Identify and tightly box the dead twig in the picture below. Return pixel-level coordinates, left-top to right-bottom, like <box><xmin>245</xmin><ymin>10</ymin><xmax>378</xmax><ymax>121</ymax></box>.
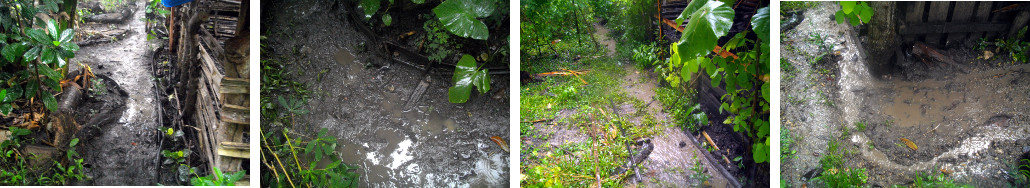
<box><xmin>702</xmin><ymin>131</ymin><xmax>720</xmax><ymax>151</ymax></box>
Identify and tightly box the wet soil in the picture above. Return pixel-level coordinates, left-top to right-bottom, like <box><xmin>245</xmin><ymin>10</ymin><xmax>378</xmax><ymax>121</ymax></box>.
<box><xmin>782</xmin><ymin>2</ymin><xmax>1030</xmax><ymax>187</ymax></box>
<box><xmin>261</xmin><ymin>0</ymin><xmax>510</xmax><ymax>187</ymax></box>
<box><xmin>68</xmin><ymin>0</ymin><xmax>166</xmax><ymax>185</ymax></box>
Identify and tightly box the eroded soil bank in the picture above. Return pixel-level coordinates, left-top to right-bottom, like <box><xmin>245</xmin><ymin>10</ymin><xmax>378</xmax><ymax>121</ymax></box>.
<box><xmin>261</xmin><ymin>0</ymin><xmax>510</xmax><ymax>186</ymax></box>
<box><xmin>782</xmin><ymin>2</ymin><xmax>1030</xmax><ymax>187</ymax></box>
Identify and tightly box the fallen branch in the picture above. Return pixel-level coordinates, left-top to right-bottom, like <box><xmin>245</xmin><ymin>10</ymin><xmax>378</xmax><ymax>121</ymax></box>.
<box><xmin>702</xmin><ymin>131</ymin><xmax>721</xmax><ymax>151</ymax></box>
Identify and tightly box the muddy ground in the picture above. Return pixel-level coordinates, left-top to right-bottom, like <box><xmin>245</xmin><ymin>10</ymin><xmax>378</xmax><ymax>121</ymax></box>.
<box><xmin>68</xmin><ymin>0</ymin><xmax>169</xmax><ymax>185</ymax></box>
<box><xmin>782</xmin><ymin>2</ymin><xmax>1030</xmax><ymax>187</ymax></box>
<box><xmin>261</xmin><ymin>0</ymin><xmax>510</xmax><ymax>187</ymax></box>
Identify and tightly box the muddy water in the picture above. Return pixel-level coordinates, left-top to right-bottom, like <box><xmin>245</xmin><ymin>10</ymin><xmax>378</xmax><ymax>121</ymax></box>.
<box><xmin>69</xmin><ymin>0</ymin><xmax>161</xmax><ymax>185</ymax></box>
<box><xmin>782</xmin><ymin>2</ymin><xmax>1030</xmax><ymax>187</ymax></box>
<box><xmin>263</xmin><ymin>0</ymin><xmax>509</xmax><ymax>187</ymax></box>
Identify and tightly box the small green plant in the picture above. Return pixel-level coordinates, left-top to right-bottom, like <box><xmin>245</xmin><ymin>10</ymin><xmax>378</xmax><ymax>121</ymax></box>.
<box><xmin>855</xmin><ymin>121</ymin><xmax>866</xmax><ymax>132</ymax></box>
<box><xmin>277</xmin><ymin>96</ymin><xmax>309</xmax><ymax>124</ymax></box>
<box><xmin>190</xmin><ymin>167</ymin><xmax>246</xmax><ymax>186</ymax></box>
<box><xmin>815</xmin><ymin>167</ymin><xmax>867</xmax><ymax>187</ymax></box>
<box><xmin>422</xmin><ymin>19</ymin><xmax>457</xmax><ymax>63</ymax></box>
<box><xmin>161</xmin><ymin>149</ymin><xmax>191</xmax><ymax>165</ymax></box>
<box><xmin>90</xmin><ymin>78</ymin><xmax>107</xmax><ymax>96</ymax></box>
<box><xmin>835</xmin><ymin>1</ymin><xmax>873</xmax><ymax>26</ymax></box>
<box><xmin>690</xmin><ymin>154</ymin><xmax>710</xmax><ymax>186</ymax></box>
<box><xmin>632</xmin><ymin>42</ymin><xmax>659</xmax><ymax>68</ymax></box>
<box><xmin>160</xmin><ymin>126</ymin><xmax>185</xmax><ymax>142</ymax></box>
<box><xmin>993</xmin><ymin>26</ymin><xmax>1030</xmax><ymax>63</ymax></box>
<box><xmin>909</xmin><ymin>170</ymin><xmax>971</xmax><ymax>188</ymax></box>
<box><xmin>448</xmin><ymin>54</ymin><xmax>490</xmax><ymax>103</ymax></box>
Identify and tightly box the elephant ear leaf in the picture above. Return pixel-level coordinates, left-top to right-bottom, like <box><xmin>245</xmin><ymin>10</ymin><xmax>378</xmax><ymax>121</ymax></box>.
<box><xmin>448</xmin><ymin>54</ymin><xmax>489</xmax><ymax>103</ymax></box>
<box><xmin>433</xmin><ymin>0</ymin><xmax>495</xmax><ymax>40</ymax></box>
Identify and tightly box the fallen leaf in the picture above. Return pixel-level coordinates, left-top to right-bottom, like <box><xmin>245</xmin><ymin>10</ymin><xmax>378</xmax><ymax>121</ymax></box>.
<box><xmin>900</xmin><ymin>138</ymin><xmax>918</xmax><ymax>151</ymax></box>
<box><xmin>489</xmin><ymin>136</ymin><xmax>508</xmax><ymax>153</ymax></box>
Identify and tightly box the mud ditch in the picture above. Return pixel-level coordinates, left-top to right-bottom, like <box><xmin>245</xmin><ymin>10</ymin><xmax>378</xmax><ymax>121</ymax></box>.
<box><xmin>782</xmin><ymin>2</ymin><xmax>1030</xmax><ymax>187</ymax></box>
<box><xmin>68</xmin><ymin>0</ymin><xmax>171</xmax><ymax>185</ymax></box>
<box><xmin>262</xmin><ymin>0</ymin><xmax>510</xmax><ymax>186</ymax></box>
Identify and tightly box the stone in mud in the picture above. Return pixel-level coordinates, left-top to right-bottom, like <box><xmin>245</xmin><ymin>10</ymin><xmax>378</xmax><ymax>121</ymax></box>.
<box><xmin>986</xmin><ymin>115</ymin><xmax>1012</xmax><ymax>127</ymax></box>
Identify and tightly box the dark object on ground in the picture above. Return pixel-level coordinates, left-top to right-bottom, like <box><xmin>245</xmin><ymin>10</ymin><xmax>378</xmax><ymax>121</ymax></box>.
<box><xmin>782</xmin><ymin>11</ymin><xmax>805</xmax><ymax>32</ymax></box>
<box><xmin>613</xmin><ymin>138</ymin><xmax>654</xmax><ymax>182</ymax></box>
<box><xmin>911</xmin><ymin>42</ymin><xmax>970</xmax><ymax>73</ymax></box>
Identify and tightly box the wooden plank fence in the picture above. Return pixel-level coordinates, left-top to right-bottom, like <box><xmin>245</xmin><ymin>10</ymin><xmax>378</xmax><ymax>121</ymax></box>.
<box><xmin>898</xmin><ymin>2</ymin><xmax>1030</xmax><ymax>47</ymax></box>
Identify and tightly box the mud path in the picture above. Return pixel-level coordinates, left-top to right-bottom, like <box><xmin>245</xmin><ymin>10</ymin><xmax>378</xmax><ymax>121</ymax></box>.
<box><xmin>782</xmin><ymin>2</ymin><xmax>1030</xmax><ymax>187</ymax></box>
<box><xmin>593</xmin><ymin>23</ymin><xmax>730</xmax><ymax>187</ymax></box>
<box><xmin>262</xmin><ymin>0</ymin><xmax>510</xmax><ymax>187</ymax></box>
<box><xmin>69</xmin><ymin>0</ymin><xmax>162</xmax><ymax>185</ymax></box>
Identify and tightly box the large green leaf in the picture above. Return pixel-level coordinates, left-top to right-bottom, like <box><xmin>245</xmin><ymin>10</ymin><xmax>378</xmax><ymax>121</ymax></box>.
<box><xmin>25</xmin><ymin>29</ymin><xmax>50</xmax><ymax>44</ymax></box>
<box><xmin>676</xmin><ymin>0</ymin><xmax>734</xmax><ymax>61</ymax></box>
<box><xmin>359</xmin><ymin>0</ymin><xmax>380</xmax><ymax>20</ymax></box>
<box><xmin>2</xmin><ymin>42</ymin><xmax>28</xmax><ymax>63</ymax></box>
<box><xmin>24</xmin><ymin>46</ymin><xmax>41</xmax><ymax>64</ymax></box>
<box><xmin>42</xmin><ymin>90</ymin><xmax>58</xmax><ymax>112</ymax></box>
<box><xmin>41</xmin><ymin>47</ymin><xmax>58</xmax><ymax>66</ymax></box>
<box><xmin>751</xmin><ymin>7</ymin><xmax>769</xmax><ymax>42</ymax></box>
<box><xmin>675</xmin><ymin>0</ymin><xmax>711</xmax><ymax>26</ymax></box>
<box><xmin>433</xmin><ymin>0</ymin><xmax>495</xmax><ymax>40</ymax></box>
<box><xmin>448</xmin><ymin>54</ymin><xmax>488</xmax><ymax>103</ymax></box>
<box><xmin>753</xmin><ymin>139</ymin><xmax>769</xmax><ymax>163</ymax></box>
<box><xmin>858</xmin><ymin>2</ymin><xmax>873</xmax><ymax>24</ymax></box>
<box><xmin>59</xmin><ymin>28</ymin><xmax>74</xmax><ymax>44</ymax></box>
<box><xmin>46</xmin><ymin>19</ymin><xmax>59</xmax><ymax>40</ymax></box>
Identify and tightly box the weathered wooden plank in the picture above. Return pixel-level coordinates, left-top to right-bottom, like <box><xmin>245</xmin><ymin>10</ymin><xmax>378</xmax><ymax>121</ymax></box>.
<box><xmin>219</xmin><ymin>77</ymin><xmax>248</xmax><ymax>94</ymax></box>
<box><xmin>217</xmin><ymin>145</ymin><xmax>249</xmax><ymax>158</ymax></box>
<box><xmin>903</xmin><ymin>2</ymin><xmax>926</xmax><ymax>42</ymax></box>
<box><xmin>948</xmin><ymin>2</ymin><xmax>976</xmax><ymax>44</ymax></box>
<box><xmin>925</xmin><ymin>2</ymin><xmax>950</xmax><ymax>45</ymax></box>
<box><xmin>221</xmin><ymin>141</ymin><xmax>249</xmax><ymax>149</ymax></box>
<box><xmin>899</xmin><ymin>22</ymin><xmax>1009</xmax><ymax>35</ymax></box>
<box><xmin>221</xmin><ymin>110</ymin><xmax>248</xmax><ymax>125</ymax></box>
<box><xmin>971</xmin><ymin>2</ymin><xmax>994</xmax><ymax>43</ymax></box>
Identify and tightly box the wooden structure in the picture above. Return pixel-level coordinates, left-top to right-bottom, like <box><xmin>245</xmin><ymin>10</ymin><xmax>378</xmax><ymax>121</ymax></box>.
<box><xmin>171</xmin><ymin>0</ymin><xmax>249</xmax><ymax>185</ymax></box>
<box><xmin>897</xmin><ymin>2</ymin><xmax>1029</xmax><ymax>46</ymax></box>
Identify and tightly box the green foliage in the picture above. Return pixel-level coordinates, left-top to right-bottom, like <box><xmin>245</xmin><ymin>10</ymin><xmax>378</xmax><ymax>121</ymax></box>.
<box><xmin>261</xmin><ymin>37</ymin><xmax>360</xmax><ymax>188</ymax></box>
<box><xmin>632</xmin><ymin>42</ymin><xmax>659</xmax><ymax>68</ymax></box>
<box><xmin>782</xmin><ymin>1</ymin><xmax>817</xmax><ymax>12</ymax></box>
<box><xmin>422</xmin><ymin>20</ymin><xmax>457</xmax><ymax>63</ymax></box>
<box><xmin>781</xmin><ymin>128</ymin><xmax>796</xmax><ymax>162</ymax></box>
<box><xmin>835</xmin><ymin>1</ymin><xmax>873</xmax><ymax>26</ymax></box>
<box><xmin>909</xmin><ymin>170</ymin><xmax>971</xmax><ymax>188</ymax></box>
<box><xmin>993</xmin><ymin>26</ymin><xmax>1030</xmax><ymax>63</ymax></box>
<box><xmin>0</xmin><ymin>18</ymin><xmax>79</xmax><ymax>113</ymax></box>
<box><xmin>668</xmin><ymin>2</ymin><xmax>770</xmax><ymax>163</ymax></box>
<box><xmin>160</xmin><ymin>126</ymin><xmax>185</xmax><ymax>142</ymax></box>
<box><xmin>816</xmin><ymin>168</ymin><xmax>867</xmax><ymax>187</ymax></box>
<box><xmin>190</xmin><ymin>168</ymin><xmax>246</xmax><ymax>186</ymax></box>
<box><xmin>161</xmin><ymin>149</ymin><xmax>191</xmax><ymax>165</ymax></box>
<box><xmin>690</xmin><ymin>154</ymin><xmax>710</xmax><ymax>186</ymax></box>
<box><xmin>433</xmin><ymin>0</ymin><xmax>495</xmax><ymax>40</ymax></box>
<box><xmin>520</xmin><ymin>0</ymin><xmax>598</xmax><ymax>57</ymax></box>
<box><xmin>0</xmin><ymin>127</ymin><xmax>87</xmax><ymax>185</ymax></box>
<box><xmin>448</xmin><ymin>54</ymin><xmax>490</xmax><ymax>103</ymax></box>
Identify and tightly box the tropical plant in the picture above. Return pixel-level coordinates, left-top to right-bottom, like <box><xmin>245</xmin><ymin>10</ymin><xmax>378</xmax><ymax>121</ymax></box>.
<box><xmin>190</xmin><ymin>168</ymin><xmax>246</xmax><ymax>186</ymax></box>
<box><xmin>667</xmin><ymin>0</ymin><xmax>770</xmax><ymax>163</ymax></box>
<box><xmin>448</xmin><ymin>54</ymin><xmax>489</xmax><ymax>103</ymax></box>
<box><xmin>835</xmin><ymin>1</ymin><xmax>873</xmax><ymax>26</ymax></box>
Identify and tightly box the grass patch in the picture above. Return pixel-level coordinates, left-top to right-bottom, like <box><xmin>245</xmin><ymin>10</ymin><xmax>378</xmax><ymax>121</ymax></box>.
<box><xmin>522</xmin><ymin>56</ymin><xmax>670</xmax><ymax>187</ymax></box>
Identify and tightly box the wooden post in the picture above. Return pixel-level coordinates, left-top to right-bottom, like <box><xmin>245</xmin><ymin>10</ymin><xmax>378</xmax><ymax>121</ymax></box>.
<box><xmin>972</xmin><ymin>2</ymin><xmax>994</xmax><ymax>42</ymax></box>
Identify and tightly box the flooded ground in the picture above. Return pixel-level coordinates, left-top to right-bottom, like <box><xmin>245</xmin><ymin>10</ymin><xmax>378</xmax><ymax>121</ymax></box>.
<box><xmin>68</xmin><ymin>0</ymin><xmax>164</xmax><ymax>185</ymax></box>
<box><xmin>261</xmin><ymin>0</ymin><xmax>509</xmax><ymax>187</ymax></box>
<box><xmin>782</xmin><ymin>2</ymin><xmax>1030</xmax><ymax>187</ymax></box>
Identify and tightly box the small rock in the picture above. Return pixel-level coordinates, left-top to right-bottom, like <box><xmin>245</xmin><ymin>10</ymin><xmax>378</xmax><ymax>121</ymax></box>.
<box><xmin>679</xmin><ymin>141</ymin><xmax>687</xmax><ymax>148</ymax></box>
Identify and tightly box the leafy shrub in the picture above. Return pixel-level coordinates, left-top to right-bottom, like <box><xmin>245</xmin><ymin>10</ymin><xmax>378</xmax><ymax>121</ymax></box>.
<box><xmin>835</xmin><ymin>1</ymin><xmax>873</xmax><ymax>26</ymax></box>
<box><xmin>669</xmin><ymin>0</ymin><xmax>770</xmax><ymax>163</ymax></box>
